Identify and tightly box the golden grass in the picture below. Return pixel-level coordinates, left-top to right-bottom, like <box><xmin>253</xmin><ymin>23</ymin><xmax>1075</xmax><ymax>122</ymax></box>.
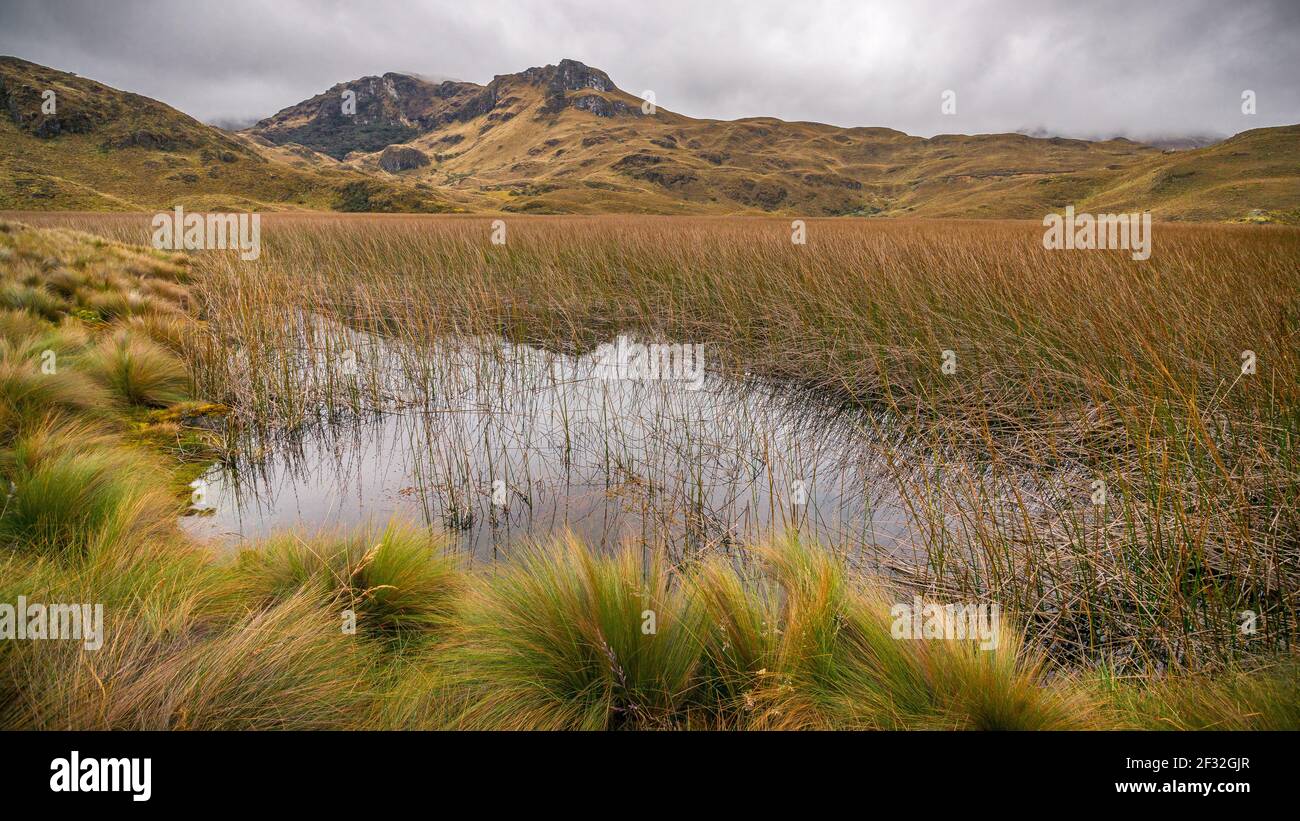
<box><xmin>21</xmin><ymin>211</ymin><xmax>1287</xmax><ymax>671</ymax></box>
<box><xmin>0</xmin><ymin>215</ymin><xmax>1296</xmax><ymax>730</ymax></box>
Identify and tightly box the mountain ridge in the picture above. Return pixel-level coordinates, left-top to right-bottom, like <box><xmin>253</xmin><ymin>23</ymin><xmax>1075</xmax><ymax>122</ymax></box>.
<box><xmin>2</xmin><ymin>55</ymin><xmax>1297</xmax><ymax>222</ymax></box>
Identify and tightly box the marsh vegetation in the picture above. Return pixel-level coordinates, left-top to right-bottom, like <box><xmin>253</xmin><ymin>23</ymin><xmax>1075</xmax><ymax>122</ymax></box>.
<box><xmin>1</xmin><ymin>213</ymin><xmax>1296</xmax><ymax>729</ymax></box>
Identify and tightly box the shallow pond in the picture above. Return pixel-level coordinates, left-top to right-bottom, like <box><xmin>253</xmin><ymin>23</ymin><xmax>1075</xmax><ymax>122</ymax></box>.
<box><xmin>183</xmin><ymin>329</ymin><xmax>921</xmax><ymax>565</ymax></box>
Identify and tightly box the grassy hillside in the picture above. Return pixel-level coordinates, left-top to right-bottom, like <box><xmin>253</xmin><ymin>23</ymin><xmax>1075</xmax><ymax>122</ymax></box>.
<box><xmin>252</xmin><ymin>59</ymin><xmax>1300</xmax><ymax>221</ymax></box>
<box><xmin>2</xmin><ymin>55</ymin><xmax>1298</xmax><ymax>221</ymax></box>
<box><xmin>0</xmin><ymin>56</ymin><xmax>457</xmax><ymax>212</ymax></box>
<box><xmin>255</xmin><ymin>60</ymin><xmax>1171</xmax><ymax>217</ymax></box>
<box><xmin>1084</xmin><ymin>125</ymin><xmax>1300</xmax><ymax>223</ymax></box>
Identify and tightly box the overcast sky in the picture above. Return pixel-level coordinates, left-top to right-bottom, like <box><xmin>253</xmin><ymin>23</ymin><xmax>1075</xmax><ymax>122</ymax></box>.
<box><xmin>1</xmin><ymin>0</ymin><xmax>1297</xmax><ymax>138</ymax></box>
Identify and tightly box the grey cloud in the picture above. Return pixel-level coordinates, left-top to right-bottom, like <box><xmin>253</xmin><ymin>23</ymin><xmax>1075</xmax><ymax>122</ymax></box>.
<box><xmin>0</xmin><ymin>0</ymin><xmax>1296</xmax><ymax>139</ymax></box>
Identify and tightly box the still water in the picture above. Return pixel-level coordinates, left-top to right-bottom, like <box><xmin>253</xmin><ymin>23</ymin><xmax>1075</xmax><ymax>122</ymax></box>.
<box><xmin>183</xmin><ymin>329</ymin><xmax>919</xmax><ymax>564</ymax></box>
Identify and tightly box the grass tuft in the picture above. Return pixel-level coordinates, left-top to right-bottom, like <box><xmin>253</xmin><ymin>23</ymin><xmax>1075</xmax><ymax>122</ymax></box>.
<box><xmin>84</xmin><ymin>329</ymin><xmax>190</xmax><ymax>407</ymax></box>
<box><xmin>238</xmin><ymin>521</ymin><xmax>464</xmax><ymax>646</ymax></box>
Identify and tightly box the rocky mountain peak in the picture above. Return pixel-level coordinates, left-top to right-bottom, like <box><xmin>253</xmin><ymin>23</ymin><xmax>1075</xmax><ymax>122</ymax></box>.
<box><xmin>511</xmin><ymin>59</ymin><xmax>617</xmax><ymax>94</ymax></box>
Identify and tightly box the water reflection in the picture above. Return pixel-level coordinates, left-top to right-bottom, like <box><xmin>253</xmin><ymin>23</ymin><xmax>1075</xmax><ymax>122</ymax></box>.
<box><xmin>184</xmin><ymin>332</ymin><xmax>918</xmax><ymax>564</ymax></box>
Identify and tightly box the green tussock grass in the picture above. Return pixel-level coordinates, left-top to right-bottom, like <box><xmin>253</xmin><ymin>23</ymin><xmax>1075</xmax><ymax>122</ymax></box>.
<box><xmin>691</xmin><ymin>537</ymin><xmax>1090</xmax><ymax>730</ymax></box>
<box><xmin>0</xmin><ymin>420</ymin><xmax>177</xmax><ymax>557</ymax></box>
<box><xmin>1098</xmin><ymin>659</ymin><xmax>1300</xmax><ymax>730</ymax></box>
<box><xmin>238</xmin><ymin>522</ymin><xmax>464</xmax><ymax>646</ymax></box>
<box><xmin>83</xmin><ymin>329</ymin><xmax>191</xmax><ymax>407</ymax></box>
<box><xmin>434</xmin><ymin>535</ymin><xmax>706</xmax><ymax>729</ymax></box>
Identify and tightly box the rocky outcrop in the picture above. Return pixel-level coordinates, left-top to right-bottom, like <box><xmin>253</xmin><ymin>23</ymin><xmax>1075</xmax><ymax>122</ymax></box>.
<box><xmin>612</xmin><ymin>152</ymin><xmax>665</xmax><ymax>171</ymax></box>
<box><xmin>630</xmin><ymin>165</ymin><xmax>698</xmax><ymax>188</ymax></box>
<box><xmin>570</xmin><ymin>94</ymin><xmax>636</xmax><ymax>118</ymax></box>
<box><xmin>520</xmin><ymin>58</ymin><xmax>615</xmax><ymax>94</ymax></box>
<box><xmin>248</xmin><ymin>58</ymin><xmax>640</xmax><ymax>160</ymax></box>
<box><xmin>724</xmin><ymin>178</ymin><xmax>789</xmax><ymax>210</ymax></box>
<box><xmin>529</xmin><ymin>60</ymin><xmax>636</xmax><ymax>118</ymax></box>
<box><xmin>612</xmin><ymin>152</ymin><xmax>695</xmax><ymax>189</ymax></box>
<box><xmin>251</xmin><ymin>72</ymin><xmax>480</xmax><ymax>158</ymax></box>
<box><xmin>378</xmin><ymin>145</ymin><xmax>430</xmax><ymax>173</ymax></box>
